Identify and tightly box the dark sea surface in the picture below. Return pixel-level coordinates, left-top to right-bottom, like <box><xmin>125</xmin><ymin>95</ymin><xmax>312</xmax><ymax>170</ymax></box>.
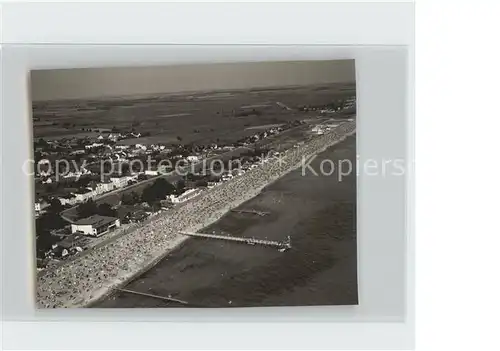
<box><xmin>97</xmin><ymin>136</ymin><xmax>357</xmax><ymax>308</ymax></box>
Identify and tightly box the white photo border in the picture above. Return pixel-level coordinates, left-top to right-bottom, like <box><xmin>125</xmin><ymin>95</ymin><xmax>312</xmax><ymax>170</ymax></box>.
<box><xmin>0</xmin><ymin>2</ymin><xmax>414</xmax><ymax>350</ymax></box>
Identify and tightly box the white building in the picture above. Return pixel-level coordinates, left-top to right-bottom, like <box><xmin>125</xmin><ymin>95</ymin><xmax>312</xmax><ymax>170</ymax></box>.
<box><xmin>85</xmin><ymin>142</ymin><xmax>104</xmax><ymax>149</ymax></box>
<box><xmin>63</xmin><ymin>171</ymin><xmax>85</xmax><ymax>179</ymax></box>
<box><xmin>90</xmin><ymin>182</ymin><xmax>114</xmax><ymax>196</ymax></box>
<box><xmin>42</xmin><ymin>177</ymin><xmax>53</xmax><ymax>184</ymax></box>
<box><xmin>186</xmin><ymin>155</ymin><xmax>200</xmax><ymax>163</ymax></box>
<box><xmin>110</xmin><ymin>176</ymin><xmax>128</xmax><ymax>188</ymax></box>
<box><xmin>207</xmin><ymin>181</ymin><xmax>219</xmax><ymax>189</ymax></box>
<box><xmin>112</xmin><ymin>152</ymin><xmax>127</xmax><ymax>162</ymax></box>
<box><xmin>221</xmin><ymin>172</ymin><xmax>234</xmax><ymax>181</ymax></box>
<box><xmin>312</xmin><ymin>125</ymin><xmax>325</xmax><ymax>135</ymax></box>
<box><xmin>127</xmin><ymin>174</ymin><xmax>139</xmax><ymax>182</ymax></box>
<box><xmin>167</xmin><ymin>188</ymin><xmax>202</xmax><ymax>204</ymax></box>
<box><xmin>101</xmin><ymin>182</ymin><xmax>114</xmax><ymax>193</ymax></box>
<box><xmin>144</xmin><ymin>165</ymin><xmax>171</xmax><ymax>176</ymax></box>
<box><xmin>74</xmin><ymin>189</ymin><xmax>94</xmax><ymax>202</ymax></box>
<box><xmin>71</xmin><ymin>215</ymin><xmax>120</xmax><ymax>237</ymax></box>
<box><xmin>34</xmin><ymin>200</ymin><xmax>49</xmax><ymax>215</ymax></box>
<box><xmin>58</xmin><ymin>194</ymin><xmax>78</xmax><ymax>206</ymax></box>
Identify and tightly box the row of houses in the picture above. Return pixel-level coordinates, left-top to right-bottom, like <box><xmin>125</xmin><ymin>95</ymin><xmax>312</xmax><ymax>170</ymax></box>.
<box><xmin>56</xmin><ymin>173</ymin><xmax>142</xmax><ymax>206</ymax></box>
<box><xmin>37</xmin><ymin>171</ymin><xmax>147</xmax><ymax>212</ymax></box>
<box><xmin>56</xmin><ymin>181</ymin><xmax>113</xmax><ymax>206</ymax></box>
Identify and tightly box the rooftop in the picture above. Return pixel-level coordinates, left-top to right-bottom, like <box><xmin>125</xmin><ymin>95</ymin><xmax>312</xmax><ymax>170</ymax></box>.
<box><xmin>178</xmin><ymin>188</ymin><xmax>202</xmax><ymax>199</ymax></box>
<box><xmin>73</xmin><ymin>214</ymin><xmax>118</xmax><ymax>227</ymax></box>
<box><xmin>110</xmin><ymin>174</ymin><xmax>128</xmax><ymax>179</ymax></box>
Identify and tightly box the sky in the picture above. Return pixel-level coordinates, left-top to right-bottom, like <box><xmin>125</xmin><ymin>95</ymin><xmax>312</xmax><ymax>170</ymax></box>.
<box><xmin>30</xmin><ymin>60</ymin><xmax>355</xmax><ymax>101</ymax></box>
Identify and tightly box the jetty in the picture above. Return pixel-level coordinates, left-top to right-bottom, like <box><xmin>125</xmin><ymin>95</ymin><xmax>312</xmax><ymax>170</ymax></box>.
<box><xmin>180</xmin><ymin>231</ymin><xmax>291</xmax><ymax>250</ymax></box>
<box><xmin>114</xmin><ymin>287</ymin><xmax>188</xmax><ymax>305</ymax></box>
<box><xmin>230</xmin><ymin>209</ymin><xmax>270</xmax><ymax>216</ymax></box>
<box><xmin>276</xmin><ymin>101</ymin><xmax>293</xmax><ymax>111</ymax></box>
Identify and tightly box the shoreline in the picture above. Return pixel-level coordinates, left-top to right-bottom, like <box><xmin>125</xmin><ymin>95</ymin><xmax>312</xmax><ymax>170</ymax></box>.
<box><xmin>36</xmin><ymin>122</ymin><xmax>356</xmax><ymax>308</ymax></box>
<box><xmin>88</xmin><ymin>128</ymin><xmax>356</xmax><ymax>307</ymax></box>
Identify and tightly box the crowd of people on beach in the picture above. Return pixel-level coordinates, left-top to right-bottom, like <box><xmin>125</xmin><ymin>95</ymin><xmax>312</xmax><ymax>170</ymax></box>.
<box><xmin>36</xmin><ymin>122</ymin><xmax>356</xmax><ymax>308</ymax></box>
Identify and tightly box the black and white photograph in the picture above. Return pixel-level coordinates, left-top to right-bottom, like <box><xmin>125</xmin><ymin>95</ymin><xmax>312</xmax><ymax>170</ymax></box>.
<box><xmin>31</xmin><ymin>60</ymin><xmax>357</xmax><ymax>308</ymax></box>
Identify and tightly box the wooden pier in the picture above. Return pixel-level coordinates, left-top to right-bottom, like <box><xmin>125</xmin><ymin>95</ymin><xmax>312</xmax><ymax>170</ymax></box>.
<box><xmin>180</xmin><ymin>231</ymin><xmax>291</xmax><ymax>250</ymax></box>
<box><xmin>115</xmin><ymin>287</ymin><xmax>188</xmax><ymax>305</ymax></box>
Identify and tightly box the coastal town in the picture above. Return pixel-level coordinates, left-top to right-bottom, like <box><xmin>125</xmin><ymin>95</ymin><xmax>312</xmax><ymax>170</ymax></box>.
<box><xmin>33</xmin><ymin>94</ymin><xmax>356</xmax><ymax>271</ymax></box>
<box><xmin>30</xmin><ymin>75</ymin><xmax>357</xmax><ymax>309</ymax></box>
<box><xmin>35</xmin><ymin>120</ymin><xmax>293</xmax><ymax>264</ymax></box>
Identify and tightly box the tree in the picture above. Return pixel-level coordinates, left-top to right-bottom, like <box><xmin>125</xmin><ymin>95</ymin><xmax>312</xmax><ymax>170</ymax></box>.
<box><xmin>121</xmin><ymin>193</ymin><xmax>133</xmax><ymax>205</ymax></box>
<box><xmin>36</xmin><ymin>229</ymin><xmax>59</xmax><ymax>258</ymax></box>
<box><xmin>176</xmin><ymin>179</ymin><xmax>186</xmax><ymax>194</ymax></box>
<box><xmin>36</xmin><ymin>212</ymin><xmax>66</xmax><ymax>232</ymax></box>
<box><xmin>48</xmin><ymin>198</ymin><xmax>63</xmax><ymax>213</ymax></box>
<box><xmin>76</xmin><ymin>200</ymin><xmax>98</xmax><ymax>218</ymax></box>
<box><xmin>141</xmin><ymin>187</ymin><xmax>155</xmax><ymax>204</ymax></box>
<box><xmin>122</xmin><ymin>191</ymin><xmax>140</xmax><ymax>205</ymax></box>
<box><xmin>76</xmin><ymin>176</ymin><xmax>92</xmax><ymax>188</ymax></box>
<box><xmin>195</xmin><ymin>179</ymin><xmax>208</xmax><ymax>187</ymax></box>
<box><xmin>131</xmin><ymin>191</ymin><xmax>140</xmax><ymax>203</ymax></box>
<box><xmin>142</xmin><ymin>178</ymin><xmax>176</xmax><ymax>204</ymax></box>
<box><xmin>97</xmin><ymin>203</ymin><xmax>117</xmax><ymax>217</ymax></box>
<box><xmin>38</xmin><ymin>138</ymin><xmax>48</xmax><ymax>147</ymax></box>
<box><xmin>120</xmin><ymin>163</ymin><xmax>130</xmax><ymax>175</ymax></box>
<box><xmin>151</xmin><ymin>201</ymin><xmax>161</xmax><ymax>212</ymax></box>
